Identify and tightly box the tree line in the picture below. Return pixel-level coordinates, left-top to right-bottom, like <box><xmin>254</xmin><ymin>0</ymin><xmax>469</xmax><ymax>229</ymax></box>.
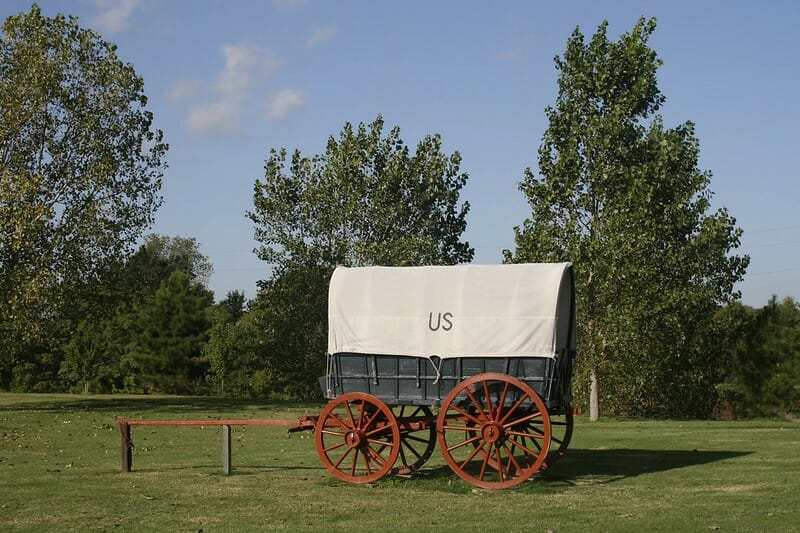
<box><xmin>1</xmin><ymin>7</ymin><xmax>797</xmax><ymax>418</ymax></box>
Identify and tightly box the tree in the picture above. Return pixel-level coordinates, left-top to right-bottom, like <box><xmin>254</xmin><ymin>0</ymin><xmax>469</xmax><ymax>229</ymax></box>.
<box><xmin>205</xmin><ymin>290</ymin><xmax>253</xmax><ymax>395</ymax></box>
<box><xmin>720</xmin><ymin>297</ymin><xmax>800</xmax><ymax>417</ymax></box>
<box><xmin>247</xmin><ymin>116</ymin><xmax>474</xmax><ymax>397</ymax></box>
<box><xmin>0</xmin><ymin>6</ymin><xmax>167</xmax><ymax>388</ymax></box>
<box><xmin>59</xmin><ymin>319</ymin><xmax>106</xmax><ymax>393</ymax></box>
<box><xmin>125</xmin><ymin>270</ymin><xmax>213</xmax><ymax>394</ymax></box>
<box><xmin>123</xmin><ymin>234</ymin><xmax>214</xmax><ymax>296</ymax></box>
<box><xmin>249</xmin><ymin>115</ymin><xmax>473</xmax><ymax>269</ymax></box>
<box><xmin>54</xmin><ymin>234</ymin><xmax>213</xmax><ymax>393</ymax></box>
<box><xmin>219</xmin><ymin>290</ymin><xmax>247</xmax><ymax>322</ymax></box>
<box><xmin>505</xmin><ymin>18</ymin><xmax>748</xmax><ymax>418</ymax></box>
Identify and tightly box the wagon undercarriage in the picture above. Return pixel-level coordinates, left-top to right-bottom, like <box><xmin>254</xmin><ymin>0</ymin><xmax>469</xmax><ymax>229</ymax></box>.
<box><xmin>314</xmin><ymin>372</ymin><xmax>574</xmax><ymax>489</ymax></box>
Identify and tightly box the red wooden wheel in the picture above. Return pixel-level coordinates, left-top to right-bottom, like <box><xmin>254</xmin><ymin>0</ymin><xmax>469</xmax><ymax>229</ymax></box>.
<box><xmin>315</xmin><ymin>392</ymin><xmax>400</xmax><ymax>484</ymax></box>
<box><xmin>392</xmin><ymin>405</ymin><xmax>436</xmax><ymax>475</ymax></box>
<box><xmin>437</xmin><ymin>373</ymin><xmax>551</xmax><ymax>489</ymax></box>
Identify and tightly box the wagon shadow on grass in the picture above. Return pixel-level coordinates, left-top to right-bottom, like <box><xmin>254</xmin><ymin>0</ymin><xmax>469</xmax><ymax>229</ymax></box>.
<box><xmin>391</xmin><ymin>448</ymin><xmax>753</xmax><ymax>493</ymax></box>
<box><xmin>542</xmin><ymin>448</ymin><xmax>751</xmax><ymax>485</ymax></box>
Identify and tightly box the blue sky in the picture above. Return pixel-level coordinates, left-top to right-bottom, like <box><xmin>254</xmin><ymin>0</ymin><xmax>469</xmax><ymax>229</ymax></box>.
<box><xmin>4</xmin><ymin>1</ymin><xmax>798</xmax><ymax>306</ymax></box>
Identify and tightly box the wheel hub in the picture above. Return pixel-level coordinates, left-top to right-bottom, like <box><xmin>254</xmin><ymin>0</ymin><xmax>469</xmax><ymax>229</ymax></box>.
<box><xmin>345</xmin><ymin>430</ymin><xmax>365</xmax><ymax>447</ymax></box>
<box><xmin>481</xmin><ymin>422</ymin><xmax>504</xmax><ymax>443</ymax></box>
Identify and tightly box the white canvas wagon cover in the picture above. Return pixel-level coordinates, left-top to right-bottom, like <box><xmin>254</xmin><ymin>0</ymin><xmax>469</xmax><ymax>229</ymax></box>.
<box><xmin>328</xmin><ymin>263</ymin><xmax>575</xmax><ymax>360</ymax></box>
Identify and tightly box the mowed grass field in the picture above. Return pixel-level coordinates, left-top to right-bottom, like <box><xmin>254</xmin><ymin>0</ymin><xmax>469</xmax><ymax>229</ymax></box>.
<box><xmin>1</xmin><ymin>393</ymin><xmax>798</xmax><ymax>532</ymax></box>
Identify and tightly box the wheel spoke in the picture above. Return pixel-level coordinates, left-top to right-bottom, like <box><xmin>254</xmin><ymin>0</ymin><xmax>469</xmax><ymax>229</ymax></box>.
<box><xmin>506</xmin><ymin>436</ymin><xmax>543</xmax><ymax>459</ymax></box>
<box><xmin>507</xmin><ymin>428</ymin><xmax>547</xmax><ymax>441</ymax></box>
<box><xmin>392</xmin><ymin>404</ymin><xmax>436</xmax><ymax>475</ymax></box>
<box><xmin>404</xmin><ymin>434</ymin><xmax>431</xmax><ymax>445</ymax></box>
<box><xmin>478</xmin><ymin>442</ymin><xmax>493</xmax><ymax>480</ymax></box>
<box><xmin>441</xmin><ymin>423</ymin><xmax>480</xmax><ymax>434</ymax></box>
<box><xmin>482</xmin><ymin>379</ymin><xmax>495</xmax><ymax>420</ymax></box>
<box><xmin>493</xmin><ymin>444</ymin><xmax>506</xmax><ymax>482</ymax></box>
<box><xmin>495</xmin><ymin>380</ymin><xmax>511</xmax><ymax>421</ymax></box>
<box><xmin>320</xmin><ymin>427</ymin><xmax>347</xmax><ymax>437</ymax></box>
<box><xmin>502</xmin><ymin>410</ymin><xmax>542</xmax><ymax>429</ymax></box>
<box><xmin>446</xmin><ymin>433</ymin><xmax>483</xmax><ymax>452</ymax></box>
<box><xmin>458</xmin><ymin>439</ymin><xmax>487</xmax><ymax>471</ymax></box>
<box><xmin>366</xmin><ymin>445</ymin><xmax>387</xmax><ymax>467</ymax></box>
<box><xmin>464</xmin><ymin>387</ymin><xmax>489</xmax><ymax>421</ymax></box>
<box><xmin>358</xmin><ymin>448</ymin><xmax>368</xmax><ymax>475</ymax></box>
<box><xmin>322</xmin><ymin>439</ymin><xmax>349</xmax><ymax>454</ymax></box>
<box><xmin>365</xmin><ymin>423</ymin><xmax>392</xmax><ymax>438</ymax></box>
<box><xmin>324</xmin><ymin>413</ymin><xmax>352</xmax><ymax>432</ymax></box>
<box><xmin>345</xmin><ymin>400</ymin><xmax>357</xmax><ymax>428</ymax></box>
<box><xmin>403</xmin><ymin>442</ymin><xmax>423</xmax><ymax>460</ymax></box>
<box><xmin>333</xmin><ymin>446</ymin><xmax>353</xmax><ymax>469</ymax></box>
<box><xmin>521</xmin><ymin>424</ymin><xmax>546</xmax><ymax>438</ymax></box>
<box><xmin>362</xmin><ymin>409</ymin><xmax>384</xmax><ymax>433</ymax></box>
<box><xmin>366</xmin><ymin>437</ymin><xmax>395</xmax><ymax>448</ymax></box>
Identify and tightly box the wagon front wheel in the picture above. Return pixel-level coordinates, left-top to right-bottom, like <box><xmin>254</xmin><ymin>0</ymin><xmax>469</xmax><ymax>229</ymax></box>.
<box><xmin>437</xmin><ymin>373</ymin><xmax>551</xmax><ymax>489</ymax></box>
<box><xmin>315</xmin><ymin>393</ymin><xmax>401</xmax><ymax>484</ymax></box>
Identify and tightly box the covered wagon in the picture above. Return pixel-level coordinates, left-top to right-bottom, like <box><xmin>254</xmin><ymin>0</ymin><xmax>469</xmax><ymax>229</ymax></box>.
<box><xmin>315</xmin><ymin>262</ymin><xmax>577</xmax><ymax>489</ymax></box>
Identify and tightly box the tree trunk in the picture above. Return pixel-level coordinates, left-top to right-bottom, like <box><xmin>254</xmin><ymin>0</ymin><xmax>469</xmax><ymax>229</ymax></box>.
<box><xmin>589</xmin><ymin>367</ymin><xmax>599</xmax><ymax>421</ymax></box>
<box><xmin>83</xmin><ymin>380</ymin><xmax>89</xmax><ymax>394</ymax></box>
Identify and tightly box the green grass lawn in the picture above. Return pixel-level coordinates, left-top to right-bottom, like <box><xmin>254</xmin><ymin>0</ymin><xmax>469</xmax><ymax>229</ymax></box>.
<box><xmin>1</xmin><ymin>393</ymin><xmax>798</xmax><ymax>532</ymax></box>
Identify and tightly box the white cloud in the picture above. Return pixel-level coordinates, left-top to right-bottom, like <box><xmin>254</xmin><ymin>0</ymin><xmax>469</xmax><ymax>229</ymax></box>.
<box><xmin>187</xmin><ymin>100</ymin><xmax>242</xmax><ymax>135</ymax></box>
<box><xmin>173</xmin><ymin>43</ymin><xmax>305</xmax><ymax>135</ymax></box>
<box><xmin>179</xmin><ymin>44</ymin><xmax>283</xmax><ymax>136</ymax></box>
<box><xmin>90</xmin><ymin>0</ymin><xmax>140</xmax><ymax>34</ymax></box>
<box><xmin>167</xmin><ymin>79</ymin><xmax>201</xmax><ymax>103</ymax></box>
<box><xmin>266</xmin><ymin>89</ymin><xmax>306</xmax><ymax>120</ymax></box>
<box><xmin>215</xmin><ymin>44</ymin><xmax>280</xmax><ymax>97</ymax></box>
<box><xmin>307</xmin><ymin>25</ymin><xmax>338</xmax><ymax>47</ymax></box>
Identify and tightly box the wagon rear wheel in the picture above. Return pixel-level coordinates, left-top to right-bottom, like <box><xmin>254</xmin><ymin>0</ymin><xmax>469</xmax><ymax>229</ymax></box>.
<box><xmin>543</xmin><ymin>404</ymin><xmax>574</xmax><ymax>468</ymax></box>
<box><xmin>437</xmin><ymin>373</ymin><xmax>551</xmax><ymax>489</ymax></box>
<box><xmin>315</xmin><ymin>393</ymin><xmax>400</xmax><ymax>484</ymax></box>
<box><xmin>392</xmin><ymin>405</ymin><xmax>436</xmax><ymax>476</ymax></box>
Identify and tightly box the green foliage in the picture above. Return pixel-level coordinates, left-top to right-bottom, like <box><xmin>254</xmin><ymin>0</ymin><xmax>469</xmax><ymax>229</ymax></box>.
<box><xmin>506</xmin><ymin>18</ymin><xmax>748</xmax><ymax>417</ymax></box>
<box><xmin>59</xmin><ymin>320</ymin><xmax>107</xmax><ymax>393</ymax></box>
<box><xmin>124</xmin><ymin>234</ymin><xmax>213</xmax><ymax>292</ymax></box>
<box><xmin>56</xmin><ymin>235</ymin><xmax>214</xmax><ymax>394</ymax></box>
<box><xmin>249</xmin><ymin>115</ymin><xmax>473</xmax><ymax>268</ymax></box>
<box><xmin>219</xmin><ymin>290</ymin><xmax>247</xmax><ymax>321</ymax></box>
<box><xmin>0</xmin><ymin>5</ymin><xmax>167</xmax><ymax>388</ymax></box>
<box><xmin>248</xmin><ymin>263</ymin><xmax>330</xmax><ymax>399</ymax></box>
<box><xmin>720</xmin><ymin>297</ymin><xmax>800</xmax><ymax>417</ymax></box>
<box><xmin>204</xmin><ymin>295</ymin><xmax>272</xmax><ymax>397</ymax></box>
<box><xmin>244</xmin><ymin>116</ymin><xmax>473</xmax><ymax>398</ymax></box>
<box><xmin>124</xmin><ymin>270</ymin><xmax>213</xmax><ymax>394</ymax></box>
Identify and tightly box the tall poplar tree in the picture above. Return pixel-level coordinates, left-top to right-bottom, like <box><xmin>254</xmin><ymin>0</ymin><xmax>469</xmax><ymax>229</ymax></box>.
<box><xmin>506</xmin><ymin>18</ymin><xmax>748</xmax><ymax>417</ymax></box>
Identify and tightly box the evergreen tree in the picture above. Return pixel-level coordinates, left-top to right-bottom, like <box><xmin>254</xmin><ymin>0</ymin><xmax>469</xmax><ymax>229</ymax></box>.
<box><xmin>126</xmin><ymin>270</ymin><xmax>213</xmax><ymax>394</ymax></box>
